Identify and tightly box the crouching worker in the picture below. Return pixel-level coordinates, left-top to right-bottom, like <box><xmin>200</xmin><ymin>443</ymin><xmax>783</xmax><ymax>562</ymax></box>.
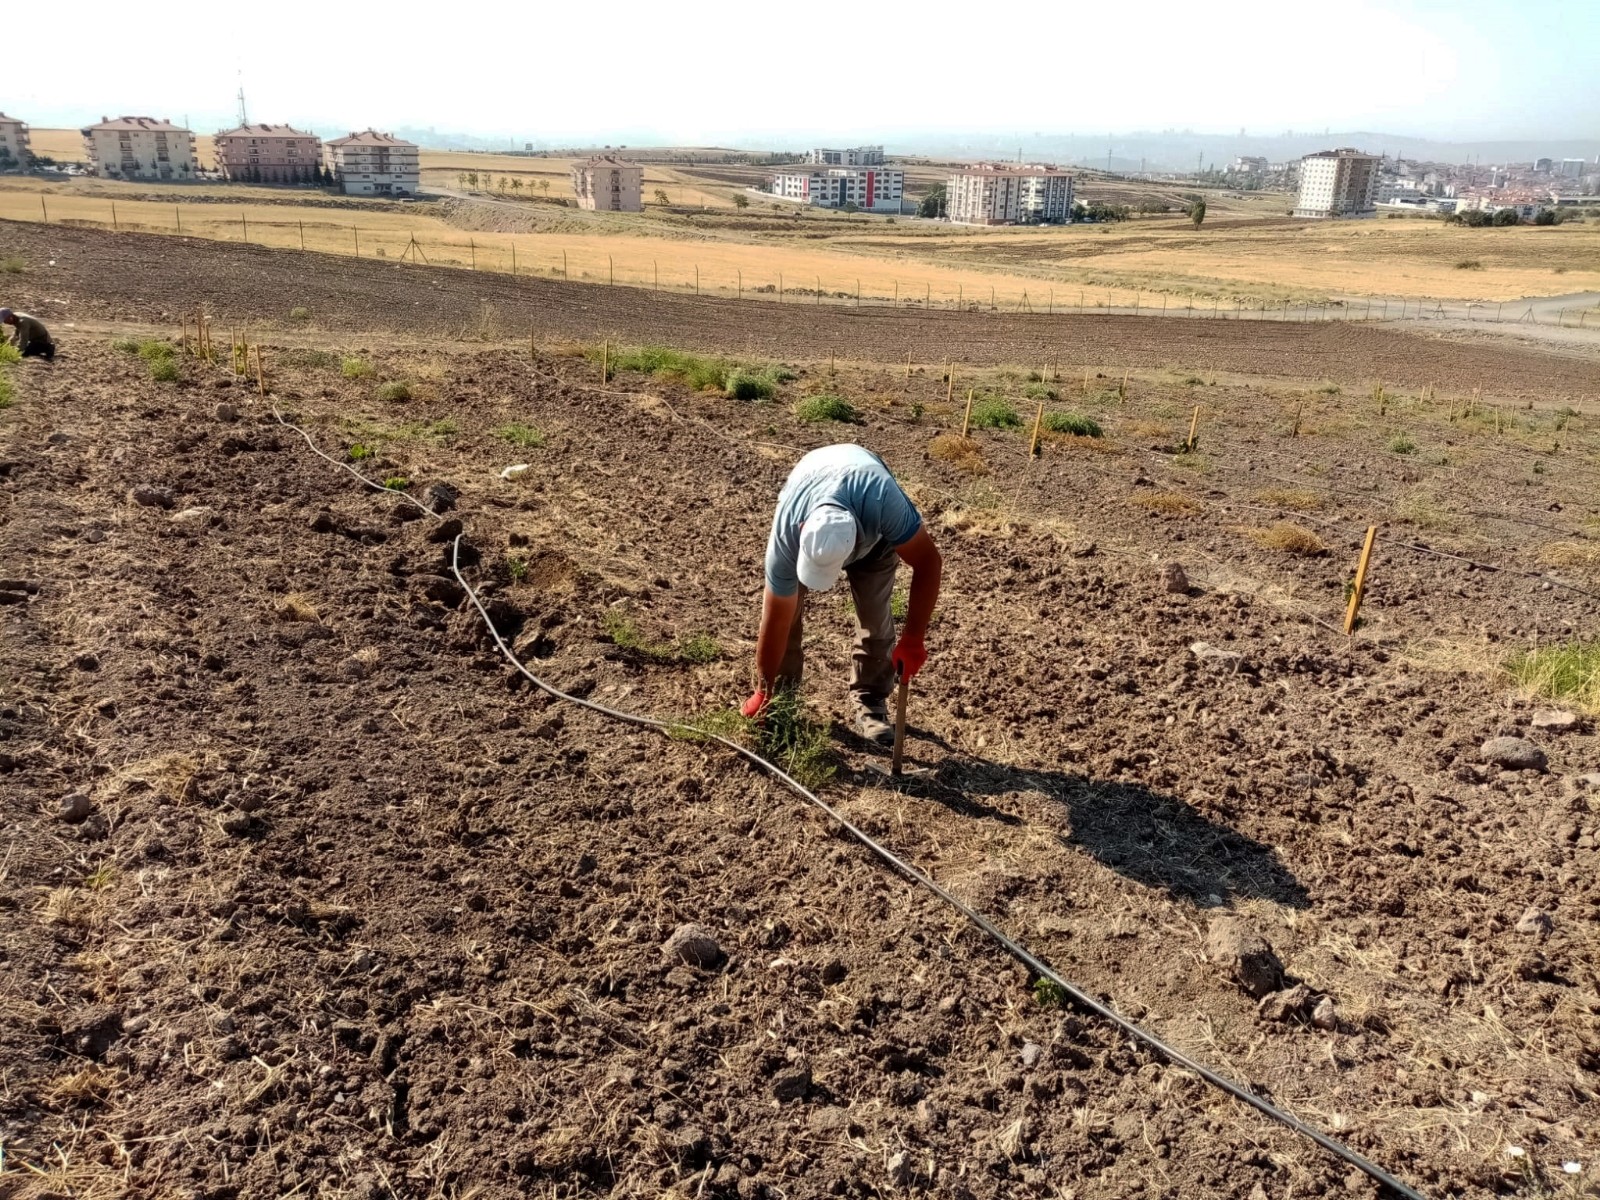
<box><xmin>743</xmin><ymin>444</ymin><xmax>942</xmax><ymax>745</ymax></box>
<box><xmin>1</xmin><ymin>309</ymin><xmax>55</xmax><ymax>361</ymax></box>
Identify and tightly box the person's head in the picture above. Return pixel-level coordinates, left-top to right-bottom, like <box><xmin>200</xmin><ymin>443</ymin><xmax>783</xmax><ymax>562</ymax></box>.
<box><xmin>0</xmin><ymin>309</ymin><xmax>14</xmax><ymax>326</ymax></box>
<box><xmin>796</xmin><ymin>505</ymin><xmax>857</xmax><ymax>592</ymax></box>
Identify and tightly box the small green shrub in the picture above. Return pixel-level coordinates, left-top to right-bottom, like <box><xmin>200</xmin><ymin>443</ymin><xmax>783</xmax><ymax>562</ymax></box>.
<box><xmin>507</xmin><ymin>555</ymin><xmax>529</xmax><ymax>583</ymax></box>
<box><xmin>342</xmin><ymin>357</ymin><xmax>374</xmax><ymax>378</ymax></box>
<box><xmin>969</xmin><ymin>396</ymin><xmax>1022</xmax><ymax>430</ymax></box>
<box><xmin>496</xmin><ymin>422</ymin><xmax>546</xmax><ymax>448</ymax></box>
<box><xmin>1033</xmin><ymin>978</ymin><xmax>1069</xmax><ymax>1008</ymax></box>
<box><xmin>136</xmin><ymin>339</ymin><xmax>175</xmax><ymax>363</ymax></box>
<box><xmin>0</xmin><ymin>343</ymin><xmax>20</xmax><ymax>365</ymax></box>
<box><xmin>375</xmin><ymin>380</ymin><xmax>412</xmax><ymax>402</ymax></box>
<box><xmin>726</xmin><ymin>369</ymin><xmax>777</xmax><ymax>402</ymax></box>
<box><xmin>1507</xmin><ymin>639</ymin><xmax>1600</xmax><ymax>714</ymax></box>
<box><xmin>599</xmin><ymin>344</ymin><xmax>727</xmax><ymax>391</ymax></box>
<box><xmin>602</xmin><ymin>610</ymin><xmax>722</xmax><ymax>664</ymax></box>
<box><xmin>0</xmin><ymin>372</ymin><xmax>13</xmax><ymax>408</ymax></box>
<box><xmin>1042</xmin><ymin>411</ymin><xmax>1102</xmax><ymax>437</ymax></box>
<box><xmin>794</xmin><ymin>394</ymin><xmax>858</xmax><ymax>423</ymax></box>
<box><xmin>289</xmin><ymin>306</ymin><xmax>311</xmax><ymax>320</ymax></box>
<box><xmin>0</xmin><ymin>256</ymin><xmax>24</xmax><ymax>274</ymax></box>
<box><xmin>111</xmin><ymin>337</ymin><xmax>140</xmax><ymax>354</ymax></box>
<box><xmin>760</xmin><ymin>689</ymin><xmax>834</xmax><ymax>790</ymax></box>
<box><xmin>347</xmin><ymin>443</ymin><xmax>375</xmax><ymax>461</ymax></box>
<box><xmin>148</xmin><ymin>358</ymin><xmax>180</xmax><ymax>382</ymax></box>
<box><xmin>382</xmin><ymin>476</ymin><xmax>410</xmax><ymax>490</ymax></box>
<box><xmin>1022</xmin><ymin>381</ymin><xmax>1058</xmax><ymax>401</ymax></box>
<box><xmin>1387</xmin><ymin>433</ymin><xmax>1417</xmax><ymax>455</ymax></box>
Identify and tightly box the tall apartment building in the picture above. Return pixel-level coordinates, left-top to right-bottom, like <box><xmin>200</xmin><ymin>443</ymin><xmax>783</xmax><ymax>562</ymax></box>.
<box><xmin>323</xmin><ymin>131</ymin><xmax>419</xmax><ymax>196</ymax></box>
<box><xmin>571</xmin><ymin>156</ymin><xmax>643</xmax><ymax>212</ymax></box>
<box><xmin>946</xmin><ymin>164</ymin><xmax>1074</xmax><ymax>225</ymax></box>
<box><xmin>807</xmin><ymin>146</ymin><xmax>885</xmax><ymax>167</ymax></box>
<box><xmin>0</xmin><ymin>113</ymin><xmax>29</xmax><ymax>168</ymax></box>
<box><xmin>215</xmin><ymin>123</ymin><xmax>323</xmax><ymax>184</ymax></box>
<box><xmin>1293</xmin><ymin>148</ymin><xmax>1379</xmax><ymax>218</ymax></box>
<box><xmin>771</xmin><ymin>166</ymin><xmax>904</xmax><ymax>212</ymax></box>
<box><xmin>1231</xmin><ymin>155</ymin><xmax>1268</xmax><ymax>174</ymax></box>
<box><xmin>1558</xmin><ymin>158</ymin><xmax>1588</xmax><ymax>179</ymax></box>
<box><xmin>82</xmin><ymin>116</ymin><xmax>196</xmax><ymax>180</ymax></box>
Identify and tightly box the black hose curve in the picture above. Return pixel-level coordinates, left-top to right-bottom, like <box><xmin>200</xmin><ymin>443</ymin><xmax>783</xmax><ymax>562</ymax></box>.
<box><xmin>274</xmin><ymin>408</ymin><xmax>1429</xmax><ymax>1200</ymax></box>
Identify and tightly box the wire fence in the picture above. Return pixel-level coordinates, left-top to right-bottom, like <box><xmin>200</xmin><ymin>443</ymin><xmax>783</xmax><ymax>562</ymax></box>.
<box><xmin>22</xmin><ymin>200</ymin><xmax>1600</xmax><ymax>327</ymax></box>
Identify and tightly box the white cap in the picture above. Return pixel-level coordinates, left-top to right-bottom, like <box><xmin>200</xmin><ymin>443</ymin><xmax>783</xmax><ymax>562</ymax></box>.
<box><xmin>797</xmin><ymin>506</ymin><xmax>857</xmax><ymax>592</ymax></box>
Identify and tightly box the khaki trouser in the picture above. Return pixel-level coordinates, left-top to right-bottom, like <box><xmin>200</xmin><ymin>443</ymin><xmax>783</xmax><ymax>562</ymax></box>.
<box><xmin>777</xmin><ymin>548</ymin><xmax>897</xmax><ymax>711</ymax></box>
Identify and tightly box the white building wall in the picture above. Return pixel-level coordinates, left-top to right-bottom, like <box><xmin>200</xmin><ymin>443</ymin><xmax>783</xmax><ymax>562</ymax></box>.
<box><xmin>0</xmin><ymin>117</ymin><xmax>28</xmax><ymax>165</ymax></box>
<box><xmin>84</xmin><ymin>125</ymin><xmax>196</xmax><ymax>179</ymax></box>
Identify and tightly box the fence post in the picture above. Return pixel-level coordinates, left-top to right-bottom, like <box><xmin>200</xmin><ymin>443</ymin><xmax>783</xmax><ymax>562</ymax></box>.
<box><xmin>609</xmin><ymin>255</ymin><xmax>614</xmax><ymax>286</ymax></box>
<box><xmin>176</xmin><ymin>205</ymin><xmax>181</xmax><ymax>233</ymax></box>
<box><xmin>1185</xmin><ymin>404</ymin><xmax>1201</xmax><ymax>451</ymax></box>
<box><xmin>816</xmin><ymin>276</ymin><xmax>821</xmax><ymax>307</ymax></box>
<box><xmin>470</xmin><ymin>239</ymin><xmax>476</xmax><ymax>271</ymax></box>
<box><xmin>1344</xmin><ymin>526</ymin><xmax>1377</xmax><ymax>634</ymax></box>
<box><xmin>40</xmin><ymin>196</ymin><xmax>48</xmax><ymax>223</ymax></box>
<box><xmin>563</xmin><ymin>250</ymin><xmax>569</xmax><ymax>280</ymax></box>
<box><xmin>112</xmin><ymin>201</ymin><xmax>118</xmax><ymax>230</ymax></box>
<box><xmin>242</xmin><ymin>213</ymin><xmax>248</xmax><ymax>241</ymax></box>
<box><xmin>1028</xmin><ymin>399</ymin><xmax>1045</xmax><ymax>458</ymax></box>
<box><xmin>961</xmin><ymin>388</ymin><xmax>974</xmax><ymax>438</ymax></box>
<box><xmin>353</xmin><ymin>226</ymin><xmax>359</xmax><ymax>257</ymax></box>
<box><xmin>512</xmin><ymin>243</ymin><xmax>517</xmax><ymax>276</ymax></box>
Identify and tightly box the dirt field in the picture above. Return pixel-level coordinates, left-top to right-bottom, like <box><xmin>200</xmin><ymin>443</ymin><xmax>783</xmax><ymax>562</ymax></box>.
<box><xmin>2</xmin><ymin>230</ymin><xmax>1600</xmax><ymax>1199</ymax></box>
<box><xmin>4</xmin><ymin>222</ymin><xmax>1597</xmax><ymax>403</ymax></box>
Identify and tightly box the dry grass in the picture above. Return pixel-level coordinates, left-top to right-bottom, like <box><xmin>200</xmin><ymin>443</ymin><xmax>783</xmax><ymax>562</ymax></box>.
<box><xmin>1507</xmin><ymin>639</ymin><xmax>1600</xmax><ymax>714</ymax></box>
<box><xmin>1253</xmin><ymin>486</ymin><xmax>1323</xmax><ymax>511</ymax></box>
<box><xmin>1132</xmin><ymin>490</ymin><xmax>1202</xmax><ymax>516</ymax></box>
<box><xmin>274</xmin><ymin>592</ymin><xmax>320</xmax><ymax>623</ymax></box>
<box><xmin>1243</xmin><ymin>522</ymin><xmax>1328</xmax><ymax>556</ymax></box>
<box><xmin>1536</xmin><ymin>540</ymin><xmax>1600</xmax><ymax>573</ymax></box>
<box><xmin>1393</xmin><ymin>487</ymin><xmax>1463</xmax><ymax>532</ymax></box>
<box><xmin>929</xmin><ymin>433</ymin><xmax>987</xmax><ymax>474</ymax></box>
<box><xmin>1043</xmin><ymin>431</ymin><xmax>1122</xmax><ymax>455</ymax></box>
<box><xmin>1124</xmin><ymin>420</ymin><xmax>1175</xmax><ymax>440</ymax></box>
<box><xmin>45</xmin><ymin>1064</ymin><xmax>126</xmax><ymax>1108</ymax></box>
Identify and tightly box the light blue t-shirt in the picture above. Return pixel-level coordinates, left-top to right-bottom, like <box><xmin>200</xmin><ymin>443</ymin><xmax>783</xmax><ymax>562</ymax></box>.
<box><xmin>764</xmin><ymin>444</ymin><xmax>922</xmax><ymax>596</ymax></box>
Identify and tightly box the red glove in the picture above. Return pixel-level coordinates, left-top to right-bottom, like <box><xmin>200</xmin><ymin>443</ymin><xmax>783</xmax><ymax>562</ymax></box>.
<box><xmin>891</xmin><ymin>633</ymin><xmax>927</xmax><ymax>682</ymax></box>
<box><xmin>741</xmin><ymin>689</ymin><xmax>770</xmax><ymax>719</ymax></box>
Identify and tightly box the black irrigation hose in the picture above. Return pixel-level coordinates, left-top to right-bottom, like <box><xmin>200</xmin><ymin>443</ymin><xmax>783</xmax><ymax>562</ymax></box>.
<box><xmin>274</xmin><ymin>408</ymin><xmax>1430</xmax><ymax>1200</ymax></box>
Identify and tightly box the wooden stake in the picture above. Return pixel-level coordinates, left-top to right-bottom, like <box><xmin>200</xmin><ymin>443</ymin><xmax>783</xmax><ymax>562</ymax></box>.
<box><xmin>298</xmin><ymin>220</ymin><xmax>304</xmax><ymax>250</ymax></box>
<box><xmin>602</xmin><ymin>340</ymin><xmax>609</xmax><ymax>385</ymax></box>
<box><xmin>890</xmin><ymin>677</ymin><xmax>909</xmax><ymax>777</ymax></box>
<box><xmin>353</xmin><ymin>226</ymin><xmax>359</xmax><ymax>257</ymax></box>
<box><xmin>945</xmin><ymin>367</ymin><xmax>953</xmax><ymax>407</ymax></box>
<box><xmin>1028</xmin><ymin>399</ymin><xmax>1045</xmax><ymax>458</ymax></box>
<box><xmin>1344</xmin><ymin>525</ymin><xmax>1377</xmax><ymax>635</ymax></box>
<box><xmin>961</xmin><ymin>388</ymin><xmax>975</xmax><ymax>438</ymax></box>
<box><xmin>1291</xmin><ymin>401</ymin><xmax>1303</xmax><ymax>437</ymax></box>
<box><xmin>470</xmin><ymin>239</ymin><xmax>476</xmax><ymax>270</ymax></box>
<box><xmin>1185</xmin><ymin>404</ymin><xmax>1201</xmax><ymax>452</ymax></box>
<box><xmin>905</xmin><ymin>352</ymin><xmax>912</xmax><ymax>380</ymax></box>
<box><xmin>1120</xmin><ymin>369</ymin><xmax>1129</xmax><ymax>402</ymax></box>
<box><xmin>511</xmin><ymin>243</ymin><xmax>517</xmax><ymax>275</ymax></box>
<box><xmin>1082</xmin><ymin>367</ymin><xmax>1090</xmax><ymax>395</ymax></box>
<box><xmin>255</xmin><ymin>345</ymin><xmax>266</xmax><ymax>396</ymax></box>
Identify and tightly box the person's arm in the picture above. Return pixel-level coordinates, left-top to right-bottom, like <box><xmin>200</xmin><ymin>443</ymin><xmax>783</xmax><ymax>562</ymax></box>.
<box><xmin>895</xmin><ymin>528</ymin><xmax>942</xmax><ymax>638</ymax></box>
<box><xmin>753</xmin><ymin>586</ymin><xmax>800</xmax><ymax>692</ymax></box>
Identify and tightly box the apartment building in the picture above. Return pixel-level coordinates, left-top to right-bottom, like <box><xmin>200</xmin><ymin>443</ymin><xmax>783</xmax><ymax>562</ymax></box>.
<box><xmin>0</xmin><ymin>113</ymin><xmax>29</xmax><ymax>168</ymax></box>
<box><xmin>1293</xmin><ymin>148</ymin><xmax>1379</xmax><ymax>218</ymax></box>
<box><xmin>323</xmin><ymin>130</ymin><xmax>419</xmax><ymax>196</ymax></box>
<box><xmin>946</xmin><ymin>164</ymin><xmax>1074</xmax><ymax>225</ymax></box>
<box><xmin>807</xmin><ymin>145</ymin><xmax>885</xmax><ymax>167</ymax></box>
<box><xmin>82</xmin><ymin>116</ymin><xmax>196</xmax><ymax>180</ymax></box>
<box><xmin>571</xmin><ymin>156</ymin><xmax>643</xmax><ymax>212</ymax></box>
<box><xmin>215</xmin><ymin>123</ymin><xmax>323</xmax><ymax>184</ymax></box>
<box><xmin>1231</xmin><ymin>155</ymin><xmax>1268</xmax><ymax>174</ymax></box>
<box><xmin>771</xmin><ymin>166</ymin><xmax>904</xmax><ymax>212</ymax></box>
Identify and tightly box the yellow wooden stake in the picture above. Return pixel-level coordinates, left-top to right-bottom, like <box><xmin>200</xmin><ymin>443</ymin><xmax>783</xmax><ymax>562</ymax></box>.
<box><xmin>1028</xmin><ymin>399</ymin><xmax>1045</xmax><ymax>458</ymax></box>
<box><xmin>961</xmin><ymin>388</ymin><xmax>975</xmax><ymax>438</ymax></box>
<box><xmin>255</xmin><ymin>345</ymin><xmax>266</xmax><ymax>396</ymax></box>
<box><xmin>945</xmin><ymin>367</ymin><xmax>953</xmax><ymax>407</ymax></box>
<box><xmin>1186</xmin><ymin>404</ymin><xmax>1201</xmax><ymax>451</ymax></box>
<box><xmin>1344</xmin><ymin>525</ymin><xmax>1378</xmax><ymax>635</ymax></box>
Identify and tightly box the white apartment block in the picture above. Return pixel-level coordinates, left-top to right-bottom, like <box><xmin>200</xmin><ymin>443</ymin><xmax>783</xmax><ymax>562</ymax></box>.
<box><xmin>1558</xmin><ymin>158</ymin><xmax>1588</xmax><ymax>179</ymax></box>
<box><xmin>1294</xmin><ymin>148</ymin><xmax>1379</xmax><ymax>219</ymax></box>
<box><xmin>0</xmin><ymin>113</ymin><xmax>29</xmax><ymax>168</ymax></box>
<box><xmin>807</xmin><ymin>145</ymin><xmax>886</xmax><ymax>167</ymax></box>
<box><xmin>323</xmin><ymin>131</ymin><xmax>419</xmax><ymax>196</ymax></box>
<box><xmin>82</xmin><ymin>116</ymin><xmax>196</xmax><ymax>180</ymax></box>
<box><xmin>771</xmin><ymin>167</ymin><xmax>903</xmax><ymax>212</ymax></box>
<box><xmin>1232</xmin><ymin>155</ymin><xmax>1268</xmax><ymax>174</ymax></box>
<box><xmin>572</xmin><ymin>156</ymin><xmax>643</xmax><ymax>212</ymax></box>
<box><xmin>946</xmin><ymin>164</ymin><xmax>1074</xmax><ymax>225</ymax></box>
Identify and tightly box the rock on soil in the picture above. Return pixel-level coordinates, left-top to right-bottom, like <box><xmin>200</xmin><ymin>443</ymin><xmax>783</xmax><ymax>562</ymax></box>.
<box><xmin>1205</xmin><ymin>917</ymin><xmax>1284</xmax><ymax>998</ymax></box>
<box><xmin>127</xmin><ymin>484</ymin><xmax>174</xmax><ymax>509</ymax></box>
<box><xmin>770</xmin><ymin>1065</ymin><xmax>811</xmax><ymax>1103</ymax></box>
<box><xmin>1159</xmin><ymin>562</ymin><xmax>1190</xmax><ymax>594</ymax></box>
<box><xmin>1312</xmin><ymin>996</ymin><xmax>1338</xmax><ymax>1030</ymax></box>
<box><xmin>662</xmin><ymin>923</ymin><xmax>722</xmax><ymax>968</ymax></box>
<box><xmin>1531</xmin><ymin>709</ymin><xmax>1583</xmax><ymax>732</ymax></box>
<box><xmin>214</xmin><ymin>402</ymin><xmax>241</xmax><ymax>422</ymax></box>
<box><xmin>1258</xmin><ymin>983</ymin><xmax>1314</xmax><ymax>1023</ymax></box>
<box><xmin>1515</xmin><ymin>906</ymin><xmax>1554</xmax><ymax>936</ymax></box>
<box><xmin>54</xmin><ymin>791</ymin><xmax>93</xmax><ymax>823</ymax></box>
<box><xmin>1480</xmin><ymin>736</ymin><xmax>1548</xmax><ymax>772</ymax></box>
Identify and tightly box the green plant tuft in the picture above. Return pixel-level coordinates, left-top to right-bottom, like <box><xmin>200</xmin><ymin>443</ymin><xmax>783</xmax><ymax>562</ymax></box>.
<box><xmin>347</xmin><ymin>443</ymin><xmax>375</xmax><ymax>461</ymax></box>
<box><xmin>602</xmin><ymin>609</ymin><xmax>722</xmax><ymax>664</ymax></box>
<box><xmin>375</xmin><ymin>380</ymin><xmax>413</xmax><ymax>402</ymax></box>
<box><xmin>1042</xmin><ymin>411</ymin><xmax>1102</xmax><ymax>437</ymax></box>
<box><xmin>596</xmin><ymin>344</ymin><xmax>728</xmax><ymax>391</ymax></box>
<box><xmin>289</xmin><ymin>306</ymin><xmax>311</xmax><ymax>320</ymax></box>
<box><xmin>1033</xmin><ymin>978</ymin><xmax>1070</xmax><ymax>1009</ymax></box>
<box><xmin>0</xmin><ymin>343</ymin><xmax>20</xmax><ymax>365</ymax></box>
<box><xmin>148</xmin><ymin>358</ymin><xmax>180</xmax><ymax>382</ymax></box>
<box><xmin>0</xmin><ymin>256</ymin><xmax>25</xmax><ymax>274</ymax></box>
<box><xmin>507</xmin><ymin>555</ymin><xmax>529</xmax><ymax>583</ymax></box>
<box><xmin>342</xmin><ymin>357</ymin><xmax>374</xmax><ymax>379</ymax></box>
<box><xmin>725</xmin><ymin>369</ymin><xmax>777</xmax><ymax>402</ymax></box>
<box><xmin>759</xmin><ymin>689</ymin><xmax>834</xmax><ymax>790</ymax></box>
<box><xmin>794</xmin><ymin>393</ymin><xmax>858</xmax><ymax>423</ymax></box>
<box><xmin>1506</xmin><ymin>639</ymin><xmax>1600</xmax><ymax>714</ymax></box>
<box><xmin>382</xmin><ymin>476</ymin><xmax>410</xmax><ymax>490</ymax></box>
<box><xmin>969</xmin><ymin>395</ymin><xmax>1022</xmax><ymax>430</ymax></box>
<box><xmin>496</xmin><ymin>422</ymin><xmax>546</xmax><ymax>448</ymax></box>
<box><xmin>1387</xmin><ymin>433</ymin><xmax>1417</xmax><ymax>455</ymax></box>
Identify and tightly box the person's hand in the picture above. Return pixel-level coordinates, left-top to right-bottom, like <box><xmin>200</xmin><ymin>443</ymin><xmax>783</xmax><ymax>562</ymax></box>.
<box><xmin>741</xmin><ymin>689</ymin><xmax>770</xmax><ymax>720</ymax></box>
<box><xmin>891</xmin><ymin>633</ymin><xmax>927</xmax><ymax>682</ymax></box>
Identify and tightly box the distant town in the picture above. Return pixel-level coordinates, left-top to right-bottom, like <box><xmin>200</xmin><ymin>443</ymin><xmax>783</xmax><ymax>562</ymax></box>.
<box><xmin>0</xmin><ymin>112</ymin><xmax>1593</xmax><ymax>227</ymax></box>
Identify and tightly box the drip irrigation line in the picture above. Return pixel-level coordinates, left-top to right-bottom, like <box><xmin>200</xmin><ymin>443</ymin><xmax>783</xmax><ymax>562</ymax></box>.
<box><xmin>271</xmin><ymin>407</ymin><xmax>1429</xmax><ymax>1200</ymax></box>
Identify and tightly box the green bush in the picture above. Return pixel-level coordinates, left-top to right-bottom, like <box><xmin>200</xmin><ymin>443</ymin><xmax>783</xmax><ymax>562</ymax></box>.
<box><xmin>725</xmin><ymin>369</ymin><xmax>776</xmax><ymax>402</ymax></box>
<box><xmin>794</xmin><ymin>394</ymin><xmax>858</xmax><ymax>423</ymax></box>
<box><xmin>969</xmin><ymin>396</ymin><xmax>1022</xmax><ymax>430</ymax></box>
<box><xmin>1507</xmin><ymin>639</ymin><xmax>1600</xmax><ymax>712</ymax></box>
<box><xmin>382</xmin><ymin>476</ymin><xmax>410</xmax><ymax>490</ymax></box>
<box><xmin>111</xmin><ymin>337</ymin><xmax>140</xmax><ymax>354</ymax></box>
<box><xmin>0</xmin><ymin>256</ymin><xmax>25</xmax><ymax>274</ymax></box>
<box><xmin>283</xmin><ymin>348</ymin><xmax>341</xmax><ymax>369</ymax></box>
<box><xmin>347</xmin><ymin>443</ymin><xmax>375</xmax><ymax>461</ymax></box>
<box><xmin>342</xmin><ymin>357</ymin><xmax>374</xmax><ymax>378</ymax></box>
<box><xmin>600</xmin><ymin>344</ymin><xmax>727</xmax><ymax>391</ymax></box>
<box><xmin>1387</xmin><ymin>433</ymin><xmax>1417</xmax><ymax>455</ymax></box>
<box><xmin>601</xmin><ymin>610</ymin><xmax>721</xmax><ymax>664</ymax></box>
<box><xmin>0</xmin><ymin>343</ymin><xmax>20</xmax><ymax>365</ymax></box>
<box><xmin>149</xmin><ymin>357</ymin><xmax>180</xmax><ymax>382</ymax></box>
<box><xmin>136</xmin><ymin>339</ymin><xmax>175</xmax><ymax>363</ymax></box>
<box><xmin>0</xmin><ymin>371</ymin><xmax>12</xmax><ymax>408</ymax></box>
<box><xmin>289</xmin><ymin>306</ymin><xmax>311</xmax><ymax>320</ymax></box>
<box><xmin>1042</xmin><ymin>411</ymin><xmax>1102</xmax><ymax>437</ymax></box>
<box><xmin>375</xmin><ymin>380</ymin><xmax>412</xmax><ymax>402</ymax></box>
<box><xmin>1022</xmin><ymin>381</ymin><xmax>1058</xmax><ymax>401</ymax></box>
<box><xmin>496</xmin><ymin>422</ymin><xmax>546</xmax><ymax>448</ymax></box>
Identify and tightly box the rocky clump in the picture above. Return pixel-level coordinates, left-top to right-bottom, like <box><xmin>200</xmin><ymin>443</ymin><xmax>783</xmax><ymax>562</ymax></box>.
<box><xmin>128</xmin><ymin>484</ymin><xmax>174</xmax><ymax>509</ymax></box>
<box><xmin>1206</xmin><ymin>917</ymin><xmax>1284</xmax><ymax>998</ymax></box>
<box><xmin>1480</xmin><ymin>736</ymin><xmax>1548</xmax><ymax>772</ymax></box>
<box><xmin>1531</xmin><ymin>710</ymin><xmax>1583</xmax><ymax>733</ymax></box>
<box><xmin>662</xmin><ymin>923</ymin><xmax>722</xmax><ymax>968</ymax></box>
<box><xmin>1258</xmin><ymin>984</ymin><xmax>1314</xmax><ymax>1023</ymax></box>
<box><xmin>1159</xmin><ymin>562</ymin><xmax>1190</xmax><ymax>594</ymax></box>
<box><xmin>1515</xmin><ymin>906</ymin><xmax>1553</xmax><ymax>937</ymax></box>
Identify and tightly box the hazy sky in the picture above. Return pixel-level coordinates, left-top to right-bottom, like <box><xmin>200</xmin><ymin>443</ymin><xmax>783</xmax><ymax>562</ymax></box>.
<box><xmin>7</xmin><ymin>0</ymin><xmax>1595</xmax><ymax>144</ymax></box>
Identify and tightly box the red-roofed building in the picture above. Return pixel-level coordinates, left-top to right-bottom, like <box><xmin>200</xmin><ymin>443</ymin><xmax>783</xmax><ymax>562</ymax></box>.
<box><xmin>82</xmin><ymin>116</ymin><xmax>196</xmax><ymax>180</ymax></box>
<box><xmin>323</xmin><ymin>130</ymin><xmax>418</xmax><ymax>196</ymax></box>
<box><xmin>215</xmin><ymin>123</ymin><xmax>323</xmax><ymax>185</ymax></box>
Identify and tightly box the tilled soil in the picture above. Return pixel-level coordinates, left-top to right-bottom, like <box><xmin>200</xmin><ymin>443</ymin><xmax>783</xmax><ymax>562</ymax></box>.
<box><xmin>3</xmin><ymin>219</ymin><xmax>1597</xmax><ymax>400</ymax></box>
<box><xmin>1</xmin><ymin>332</ymin><xmax>1599</xmax><ymax>1200</ymax></box>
